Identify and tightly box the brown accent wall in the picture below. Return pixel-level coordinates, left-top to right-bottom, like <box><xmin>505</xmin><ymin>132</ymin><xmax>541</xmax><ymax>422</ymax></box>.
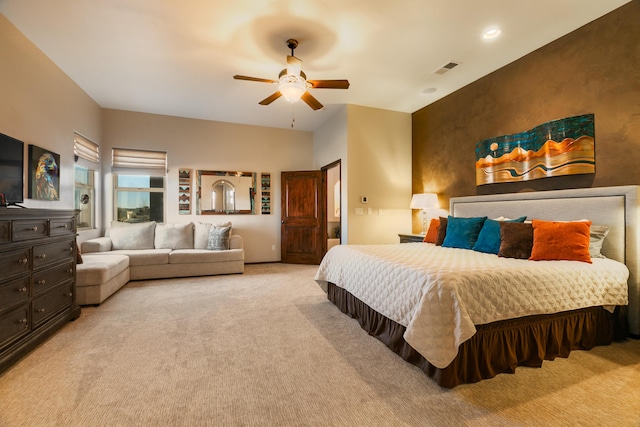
<box><xmin>412</xmin><ymin>1</ymin><xmax>640</xmax><ymax>218</ymax></box>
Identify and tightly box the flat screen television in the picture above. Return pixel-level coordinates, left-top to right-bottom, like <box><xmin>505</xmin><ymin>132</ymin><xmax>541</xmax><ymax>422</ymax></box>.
<box><xmin>0</xmin><ymin>132</ymin><xmax>25</xmax><ymax>206</ymax></box>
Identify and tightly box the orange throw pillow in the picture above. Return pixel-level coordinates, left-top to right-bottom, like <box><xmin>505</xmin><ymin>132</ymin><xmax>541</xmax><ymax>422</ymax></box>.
<box><xmin>529</xmin><ymin>220</ymin><xmax>592</xmax><ymax>263</ymax></box>
<box><xmin>423</xmin><ymin>218</ymin><xmax>440</xmax><ymax>243</ymax></box>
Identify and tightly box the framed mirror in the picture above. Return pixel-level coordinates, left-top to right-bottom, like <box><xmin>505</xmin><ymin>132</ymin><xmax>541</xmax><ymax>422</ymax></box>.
<box><xmin>196</xmin><ymin>170</ymin><xmax>256</xmax><ymax>215</ymax></box>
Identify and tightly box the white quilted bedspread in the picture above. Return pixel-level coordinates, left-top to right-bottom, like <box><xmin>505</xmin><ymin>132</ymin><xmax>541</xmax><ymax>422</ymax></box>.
<box><xmin>314</xmin><ymin>243</ymin><xmax>629</xmax><ymax>369</ymax></box>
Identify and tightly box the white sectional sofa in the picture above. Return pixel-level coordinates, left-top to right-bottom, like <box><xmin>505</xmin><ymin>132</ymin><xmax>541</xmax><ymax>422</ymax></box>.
<box><xmin>77</xmin><ymin>221</ymin><xmax>244</xmax><ymax>305</ymax></box>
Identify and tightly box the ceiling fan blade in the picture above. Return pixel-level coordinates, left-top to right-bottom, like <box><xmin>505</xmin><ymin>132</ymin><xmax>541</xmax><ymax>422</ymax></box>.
<box><xmin>301</xmin><ymin>91</ymin><xmax>323</xmax><ymax>110</ymax></box>
<box><xmin>286</xmin><ymin>55</ymin><xmax>302</xmax><ymax>77</ymax></box>
<box><xmin>308</xmin><ymin>79</ymin><xmax>350</xmax><ymax>89</ymax></box>
<box><xmin>259</xmin><ymin>91</ymin><xmax>282</xmax><ymax>106</ymax></box>
<box><xmin>234</xmin><ymin>75</ymin><xmax>277</xmax><ymax>84</ymax></box>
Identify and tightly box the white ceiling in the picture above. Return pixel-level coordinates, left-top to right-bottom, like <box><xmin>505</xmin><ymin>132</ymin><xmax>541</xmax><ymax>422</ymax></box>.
<box><xmin>0</xmin><ymin>0</ymin><xmax>630</xmax><ymax>132</ymax></box>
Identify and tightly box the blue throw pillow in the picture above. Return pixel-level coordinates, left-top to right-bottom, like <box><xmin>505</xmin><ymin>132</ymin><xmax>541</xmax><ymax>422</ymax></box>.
<box><xmin>442</xmin><ymin>216</ymin><xmax>488</xmax><ymax>249</ymax></box>
<box><xmin>472</xmin><ymin>216</ymin><xmax>527</xmax><ymax>254</ymax></box>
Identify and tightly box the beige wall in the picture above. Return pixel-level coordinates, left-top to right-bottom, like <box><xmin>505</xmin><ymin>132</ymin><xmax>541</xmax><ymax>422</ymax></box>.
<box><xmin>102</xmin><ymin>109</ymin><xmax>314</xmax><ymax>263</ymax></box>
<box><xmin>346</xmin><ymin>105</ymin><xmax>412</xmax><ymax>244</ymax></box>
<box><xmin>0</xmin><ymin>15</ymin><xmax>102</xmax><ymax>225</ymax></box>
<box><xmin>412</xmin><ymin>0</ymin><xmax>640</xmax><ymax>232</ymax></box>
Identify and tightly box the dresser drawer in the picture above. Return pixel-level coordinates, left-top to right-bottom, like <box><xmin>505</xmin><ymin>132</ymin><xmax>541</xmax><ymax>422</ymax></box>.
<box><xmin>0</xmin><ymin>221</ymin><xmax>10</xmax><ymax>244</ymax></box>
<box><xmin>0</xmin><ymin>276</ymin><xmax>30</xmax><ymax>312</ymax></box>
<box><xmin>0</xmin><ymin>304</ymin><xmax>30</xmax><ymax>348</ymax></box>
<box><xmin>32</xmin><ymin>282</ymin><xmax>73</xmax><ymax>327</ymax></box>
<box><xmin>33</xmin><ymin>240</ymin><xmax>74</xmax><ymax>270</ymax></box>
<box><xmin>12</xmin><ymin>219</ymin><xmax>48</xmax><ymax>242</ymax></box>
<box><xmin>32</xmin><ymin>260</ymin><xmax>74</xmax><ymax>296</ymax></box>
<box><xmin>0</xmin><ymin>247</ymin><xmax>31</xmax><ymax>279</ymax></box>
<box><xmin>50</xmin><ymin>218</ymin><xmax>76</xmax><ymax>236</ymax></box>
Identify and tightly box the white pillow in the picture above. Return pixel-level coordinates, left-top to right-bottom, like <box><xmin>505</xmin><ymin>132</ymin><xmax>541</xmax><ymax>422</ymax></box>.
<box><xmin>155</xmin><ymin>222</ymin><xmax>194</xmax><ymax>249</ymax></box>
<box><xmin>110</xmin><ymin>221</ymin><xmax>156</xmax><ymax>250</ymax></box>
<box><xmin>589</xmin><ymin>225</ymin><xmax>609</xmax><ymax>259</ymax></box>
<box><xmin>195</xmin><ymin>221</ymin><xmax>231</xmax><ymax>249</ymax></box>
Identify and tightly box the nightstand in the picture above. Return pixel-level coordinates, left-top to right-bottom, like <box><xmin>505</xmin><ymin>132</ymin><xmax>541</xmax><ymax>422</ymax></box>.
<box><xmin>398</xmin><ymin>233</ymin><xmax>424</xmax><ymax>243</ymax></box>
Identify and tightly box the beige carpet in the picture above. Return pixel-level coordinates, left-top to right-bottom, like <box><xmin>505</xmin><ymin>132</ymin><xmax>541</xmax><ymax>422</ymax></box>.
<box><xmin>1</xmin><ymin>263</ymin><xmax>639</xmax><ymax>427</ymax></box>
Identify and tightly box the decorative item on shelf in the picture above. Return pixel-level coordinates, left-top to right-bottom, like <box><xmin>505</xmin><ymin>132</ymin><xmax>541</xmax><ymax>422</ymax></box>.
<box><xmin>410</xmin><ymin>193</ymin><xmax>440</xmax><ymax>235</ymax></box>
<box><xmin>28</xmin><ymin>145</ymin><xmax>60</xmax><ymax>201</ymax></box>
<box><xmin>178</xmin><ymin>169</ymin><xmax>191</xmax><ymax>215</ymax></box>
<box><xmin>261</xmin><ymin>173</ymin><xmax>271</xmax><ymax>215</ymax></box>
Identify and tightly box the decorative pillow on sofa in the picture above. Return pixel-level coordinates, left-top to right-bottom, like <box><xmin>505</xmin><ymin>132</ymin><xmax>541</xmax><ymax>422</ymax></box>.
<box><xmin>195</xmin><ymin>221</ymin><xmax>232</xmax><ymax>249</ymax></box>
<box><xmin>155</xmin><ymin>222</ymin><xmax>194</xmax><ymax>249</ymax></box>
<box><xmin>529</xmin><ymin>220</ymin><xmax>592</xmax><ymax>263</ymax></box>
<box><xmin>423</xmin><ymin>218</ymin><xmax>440</xmax><ymax>243</ymax></box>
<box><xmin>498</xmin><ymin>222</ymin><xmax>534</xmax><ymax>259</ymax></box>
<box><xmin>442</xmin><ymin>216</ymin><xmax>487</xmax><ymax>249</ymax></box>
<box><xmin>435</xmin><ymin>217</ymin><xmax>448</xmax><ymax>246</ymax></box>
<box><xmin>109</xmin><ymin>221</ymin><xmax>156</xmax><ymax>250</ymax></box>
<box><xmin>207</xmin><ymin>225</ymin><xmax>232</xmax><ymax>250</ymax></box>
<box><xmin>473</xmin><ymin>216</ymin><xmax>526</xmax><ymax>254</ymax></box>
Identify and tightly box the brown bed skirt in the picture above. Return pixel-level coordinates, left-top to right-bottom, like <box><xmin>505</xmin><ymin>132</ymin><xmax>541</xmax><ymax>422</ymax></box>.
<box><xmin>327</xmin><ymin>282</ymin><xmax>628</xmax><ymax>388</ymax></box>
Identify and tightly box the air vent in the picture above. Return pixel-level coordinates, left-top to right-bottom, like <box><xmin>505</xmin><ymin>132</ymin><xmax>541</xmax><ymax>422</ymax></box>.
<box><xmin>434</xmin><ymin>61</ymin><xmax>461</xmax><ymax>75</ymax></box>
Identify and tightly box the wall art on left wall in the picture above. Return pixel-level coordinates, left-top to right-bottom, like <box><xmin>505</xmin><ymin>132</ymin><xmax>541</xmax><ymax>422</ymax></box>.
<box><xmin>28</xmin><ymin>144</ymin><xmax>60</xmax><ymax>201</ymax></box>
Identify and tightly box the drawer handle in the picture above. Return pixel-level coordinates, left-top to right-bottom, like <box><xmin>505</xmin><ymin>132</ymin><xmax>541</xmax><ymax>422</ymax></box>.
<box><xmin>37</xmin><ymin>254</ymin><xmax>47</xmax><ymax>259</ymax></box>
<box><xmin>37</xmin><ymin>280</ymin><xmax>46</xmax><ymax>285</ymax></box>
<box><xmin>59</xmin><ymin>224</ymin><xmax>68</xmax><ymax>229</ymax></box>
<box><xmin>17</xmin><ymin>287</ymin><xmax>27</xmax><ymax>293</ymax></box>
<box><xmin>17</xmin><ymin>318</ymin><xmax>28</xmax><ymax>324</ymax></box>
<box><xmin>69</xmin><ymin>247</ymin><xmax>74</xmax><ymax>252</ymax></box>
<box><xmin>18</xmin><ymin>258</ymin><xmax>28</xmax><ymax>264</ymax></box>
<box><xmin>36</xmin><ymin>308</ymin><xmax>46</xmax><ymax>313</ymax></box>
<box><xmin>28</xmin><ymin>226</ymin><xmax>38</xmax><ymax>232</ymax></box>
<box><xmin>66</xmin><ymin>269</ymin><xmax>73</xmax><ymax>274</ymax></box>
<box><xmin>66</xmin><ymin>292</ymin><xmax>73</xmax><ymax>297</ymax></box>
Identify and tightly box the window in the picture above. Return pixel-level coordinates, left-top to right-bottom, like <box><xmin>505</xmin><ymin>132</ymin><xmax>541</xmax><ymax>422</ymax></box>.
<box><xmin>114</xmin><ymin>175</ymin><xmax>165</xmax><ymax>223</ymax></box>
<box><xmin>74</xmin><ymin>133</ymin><xmax>99</xmax><ymax>230</ymax></box>
<box><xmin>112</xmin><ymin>148</ymin><xmax>167</xmax><ymax>224</ymax></box>
<box><xmin>74</xmin><ymin>165</ymin><xmax>95</xmax><ymax>229</ymax></box>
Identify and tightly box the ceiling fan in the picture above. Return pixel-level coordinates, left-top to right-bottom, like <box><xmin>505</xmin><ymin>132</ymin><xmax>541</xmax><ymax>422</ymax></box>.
<box><xmin>233</xmin><ymin>39</ymin><xmax>350</xmax><ymax>111</ymax></box>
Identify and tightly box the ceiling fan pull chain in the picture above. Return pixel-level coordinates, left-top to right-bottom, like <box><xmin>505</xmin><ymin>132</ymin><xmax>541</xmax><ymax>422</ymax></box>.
<box><xmin>291</xmin><ymin>104</ymin><xmax>296</xmax><ymax>128</ymax></box>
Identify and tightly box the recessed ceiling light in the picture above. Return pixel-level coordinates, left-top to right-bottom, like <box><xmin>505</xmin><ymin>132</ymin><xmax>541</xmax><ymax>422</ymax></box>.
<box><xmin>421</xmin><ymin>87</ymin><xmax>437</xmax><ymax>95</ymax></box>
<box><xmin>482</xmin><ymin>27</ymin><xmax>501</xmax><ymax>40</ymax></box>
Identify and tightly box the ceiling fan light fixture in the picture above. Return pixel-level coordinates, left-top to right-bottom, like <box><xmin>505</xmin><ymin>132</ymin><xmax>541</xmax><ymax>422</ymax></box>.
<box><xmin>279</xmin><ymin>74</ymin><xmax>307</xmax><ymax>103</ymax></box>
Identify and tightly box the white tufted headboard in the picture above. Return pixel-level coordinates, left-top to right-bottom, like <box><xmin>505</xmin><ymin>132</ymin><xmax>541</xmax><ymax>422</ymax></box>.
<box><xmin>450</xmin><ymin>185</ymin><xmax>640</xmax><ymax>336</ymax></box>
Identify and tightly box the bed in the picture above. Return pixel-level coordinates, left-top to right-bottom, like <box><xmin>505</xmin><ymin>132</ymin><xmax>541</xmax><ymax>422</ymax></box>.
<box><xmin>315</xmin><ymin>186</ymin><xmax>640</xmax><ymax>388</ymax></box>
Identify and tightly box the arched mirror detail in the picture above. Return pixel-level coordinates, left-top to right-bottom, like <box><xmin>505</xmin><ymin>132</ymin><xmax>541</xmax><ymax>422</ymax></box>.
<box><xmin>196</xmin><ymin>170</ymin><xmax>256</xmax><ymax>215</ymax></box>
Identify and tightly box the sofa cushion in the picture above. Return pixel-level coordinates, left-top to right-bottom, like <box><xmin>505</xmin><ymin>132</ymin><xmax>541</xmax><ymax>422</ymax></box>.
<box><xmin>169</xmin><ymin>249</ymin><xmax>245</xmax><ymax>264</ymax></box>
<box><xmin>110</xmin><ymin>221</ymin><xmax>156</xmax><ymax>250</ymax></box>
<box><xmin>76</xmin><ymin>254</ymin><xmax>130</xmax><ymax>287</ymax></box>
<box><xmin>207</xmin><ymin>225</ymin><xmax>232</xmax><ymax>250</ymax></box>
<box><xmin>108</xmin><ymin>249</ymin><xmax>171</xmax><ymax>266</ymax></box>
<box><xmin>194</xmin><ymin>221</ymin><xmax>232</xmax><ymax>249</ymax></box>
<box><xmin>155</xmin><ymin>222</ymin><xmax>194</xmax><ymax>249</ymax></box>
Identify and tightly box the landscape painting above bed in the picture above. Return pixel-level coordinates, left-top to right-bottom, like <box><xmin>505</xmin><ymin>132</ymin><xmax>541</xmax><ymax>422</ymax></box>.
<box><xmin>475</xmin><ymin>114</ymin><xmax>595</xmax><ymax>185</ymax></box>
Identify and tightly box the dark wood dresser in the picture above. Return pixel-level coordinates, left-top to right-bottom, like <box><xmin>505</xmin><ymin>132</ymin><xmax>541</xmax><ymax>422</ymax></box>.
<box><xmin>0</xmin><ymin>208</ymin><xmax>81</xmax><ymax>373</ymax></box>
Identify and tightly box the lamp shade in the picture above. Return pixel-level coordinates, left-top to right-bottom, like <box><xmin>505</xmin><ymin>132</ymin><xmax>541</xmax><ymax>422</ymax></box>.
<box><xmin>410</xmin><ymin>193</ymin><xmax>439</xmax><ymax>209</ymax></box>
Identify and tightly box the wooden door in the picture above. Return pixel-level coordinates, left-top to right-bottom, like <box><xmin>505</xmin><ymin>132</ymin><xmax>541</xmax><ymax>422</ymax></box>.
<box><xmin>281</xmin><ymin>170</ymin><xmax>326</xmax><ymax>264</ymax></box>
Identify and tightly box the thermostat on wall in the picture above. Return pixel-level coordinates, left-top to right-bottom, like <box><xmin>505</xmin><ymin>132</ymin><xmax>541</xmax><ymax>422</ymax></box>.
<box><xmin>361</xmin><ymin>196</ymin><xmax>368</xmax><ymax>203</ymax></box>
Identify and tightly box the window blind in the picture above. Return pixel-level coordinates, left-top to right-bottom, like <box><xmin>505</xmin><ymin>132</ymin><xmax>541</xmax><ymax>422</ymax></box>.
<box><xmin>74</xmin><ymin>133</ymin><xmax>99</xmax><ymax>163</ymax></box>
<box><xmin>112</xmin><ymin>148</ymin><xmax>167</xmax><ymax>171</ymax></box>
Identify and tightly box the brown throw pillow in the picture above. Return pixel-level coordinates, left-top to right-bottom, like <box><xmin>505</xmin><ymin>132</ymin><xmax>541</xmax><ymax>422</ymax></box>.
<box><xmin>76</xmin><ymin>242</ymin><xmax>83</xmax><ymax>264</ymax></box>
<box><xmin>498</xmin><ymin>222</ymin><xmax>533</xmax><ymax>259</ymax></box>
<box><xmin>435</xmin><ymin>216</ymin><xmax>448</xmax><ymax>246</ymax></box>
